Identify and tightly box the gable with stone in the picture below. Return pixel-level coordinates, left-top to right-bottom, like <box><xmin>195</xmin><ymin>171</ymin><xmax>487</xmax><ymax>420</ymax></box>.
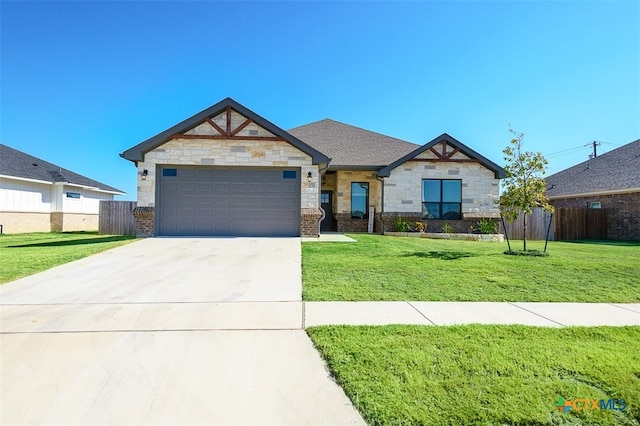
<box><xmin>121</xmin><ymin>98</ymin><xmax>505</xmax><ymax>237</ymax></box>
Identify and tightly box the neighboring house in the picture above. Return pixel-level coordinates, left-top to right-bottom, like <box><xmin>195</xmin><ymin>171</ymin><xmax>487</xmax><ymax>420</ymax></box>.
<box><xmin>0</xmin><ymin>144</ymin><xmax>124</xmax><ymax>233</ymax></box>
<box><xmin>121</xmin><ymin>97</ymin><xmax>505</xmax><ymax>237</ymax></box>
<box><xmin>546</xmin><ymin>139</ymin><xmax>640</xmax><ymax>241</ymax></box>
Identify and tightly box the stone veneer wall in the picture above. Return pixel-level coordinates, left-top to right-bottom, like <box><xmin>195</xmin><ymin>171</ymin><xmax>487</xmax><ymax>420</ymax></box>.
<box><xmin>550</xmin><ymin>192</ymin><xmax>640</xmax><ymax>241</ymax></box>
<box><xmin>60</xmin><ymin>213</ymin><xmax>99</xmax><ymax>232</ymax></box>
<box><xmin>383</xmin><ymin>161</ymin><xmax>499</xmax><ymax>216</ymax></box>
<box><xmin>134</xmin><ymin>134</ymin><xmax>320</xmax><ymax>237</ymax></box>
<box><xmin>333</xmin><ymin>170</ymin><xmax>382</xmax><ymax>233</ymax></box>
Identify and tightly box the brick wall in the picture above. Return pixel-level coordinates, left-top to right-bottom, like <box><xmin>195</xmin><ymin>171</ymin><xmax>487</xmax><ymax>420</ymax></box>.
<box><xmin>132</xmin><ymin>207</ymin><xmax>155</xmax><ymax>237</ymax></box>
<box><xmin>301</xmin><ymin>208</ymin><xmax>322</xmax><ymax>237</ymax></box>
<box><xmin>550</xmin><ymin>192</ymin><xmax>640</xmax><ymax>241</ymax></box>
<box><xmin>0</xmin><ymin>212</ymin><xmax>51</xmax><ymax>233</ymax></box>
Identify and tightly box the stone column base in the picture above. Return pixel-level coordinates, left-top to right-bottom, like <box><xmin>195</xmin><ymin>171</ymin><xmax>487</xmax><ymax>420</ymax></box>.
<box><xmin>132</xmin><ymin>207</ymin><xmax>155</xmax><ymax>237</ymax></box>
<box><xmin>301</xmin><ymin>208</ymin><xmax>322</xmax><ymax>237</ymax></box>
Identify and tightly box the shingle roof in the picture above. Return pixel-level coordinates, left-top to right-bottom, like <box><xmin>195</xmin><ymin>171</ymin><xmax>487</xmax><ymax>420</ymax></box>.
<box><xmin>121</xmin><ymin>97</ymin><xmax>330</xmax><ymax>165</ymax></box>
<box><xmin>546</xmin><ymin>139</ymin><xmax>640</xmax><ymax>198</ymax></box>
<box><xmin>288</xmin><ymin>119</ymin><xmax>419</xmax><ymax>168</ymax></box>
<box><xmin>0</xmin><ymin>144</ymin><xmax>124</xmax><ymax>194</ymax></box>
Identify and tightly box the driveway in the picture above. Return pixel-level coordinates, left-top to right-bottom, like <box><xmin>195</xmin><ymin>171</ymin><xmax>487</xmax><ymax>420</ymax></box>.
<box><xmin>0</xmin><ymin>238</ymin><xmax>365</xmax><ymax>425</ymax></box>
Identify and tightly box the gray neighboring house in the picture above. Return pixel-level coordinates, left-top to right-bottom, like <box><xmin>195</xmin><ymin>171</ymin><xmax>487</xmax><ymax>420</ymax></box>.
<box><xmin>546</xmin><ymin>139</ymin><xmax>640</xmax><ymax>241</ymax></box>
<box><xmin>121</xmin><ymin>97</ymin><xmax>505</xmax><ymax>237</ymax></box>
<box><xmin>0</xmin><ymin>144</ymin><xmax>124</xmax><ymax>233</ymax></box>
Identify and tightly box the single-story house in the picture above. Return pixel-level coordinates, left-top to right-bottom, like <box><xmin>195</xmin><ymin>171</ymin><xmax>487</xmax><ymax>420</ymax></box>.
<box><xmin>0</xmin><ymin>144</ymin><xmax>125</xmax><ymax>233</ymax></box>
<box><xmin>546</xmin><ymin>139</ymin><xmax>640</xmax><ymax>241</ymax></box>
<box><xmin>121</xmin><ymin>97</ymin><xmax>505</xmax><ymax>237</ymax></box>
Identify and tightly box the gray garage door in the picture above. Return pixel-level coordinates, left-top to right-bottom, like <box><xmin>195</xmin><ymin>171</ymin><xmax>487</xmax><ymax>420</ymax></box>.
<box><xmin>157</xmin><ymin>167</ymin><xmax>301</xmax><ymax>237</ymax></box>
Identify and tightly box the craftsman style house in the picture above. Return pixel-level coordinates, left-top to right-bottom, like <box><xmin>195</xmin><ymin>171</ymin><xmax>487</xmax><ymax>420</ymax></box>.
<box><xmin>121</xmin><ymin>98</ymin><xmax>505</xmax><ymax>237</ymax></box>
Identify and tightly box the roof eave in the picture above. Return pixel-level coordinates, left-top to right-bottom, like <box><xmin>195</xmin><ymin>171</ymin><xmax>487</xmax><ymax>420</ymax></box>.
<box><xmin>121</xmin><ymin>97</ymin><xmax>330</xmax><ymax>165</ymax></box>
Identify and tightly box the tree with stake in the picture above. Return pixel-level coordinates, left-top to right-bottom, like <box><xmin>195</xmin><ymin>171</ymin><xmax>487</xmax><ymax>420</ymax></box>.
<box><xmin>499</xmin><ymin>127</ymin><xmax>553</xmax><ymax>252</ymax></box>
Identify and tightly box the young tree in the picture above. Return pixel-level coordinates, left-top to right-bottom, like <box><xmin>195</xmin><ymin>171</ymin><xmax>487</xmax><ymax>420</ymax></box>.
<box><xmin>499</xmin><ymin>128</ymin><xmax>553</xmax><ymax>251</ymax></box>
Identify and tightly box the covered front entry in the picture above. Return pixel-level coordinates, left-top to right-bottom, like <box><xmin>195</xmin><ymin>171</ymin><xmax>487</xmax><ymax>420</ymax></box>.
<box><xmin>157</xmin><ymin>166</ymin><xmax>301</xmax><ymax>237</ymax></box>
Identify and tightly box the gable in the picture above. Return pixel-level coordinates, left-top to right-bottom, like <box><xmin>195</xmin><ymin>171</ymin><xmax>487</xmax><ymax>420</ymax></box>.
<box><xmin>121</xmin><ymin>97</ymin><xmax>329</xmax><ymax>165</ymax></box>
<box><xmin>377</xmin><ymin>133</ymin><xmax>505</xmax><ymax>179</ymax></box>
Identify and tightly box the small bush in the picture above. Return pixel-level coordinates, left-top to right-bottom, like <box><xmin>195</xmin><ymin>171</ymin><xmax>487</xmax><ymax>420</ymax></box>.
<box><xmin>442</xmin><ymin>221</ymin><xmax>455</xmax><ymax>233</ymax></box>
<box><xmin>476</xmin><ymin>218</ymin><xmax>498</xmax><ymax>234</ymax></box>
<box><xmin>393</xmin><ymin>215</ymin><xmax>411</xmax><ymax>232</ymax></box>
<box><xmin>415</xmin><ymin>221</ymin><xmax>427</xmax><ymax>233</ymax></box>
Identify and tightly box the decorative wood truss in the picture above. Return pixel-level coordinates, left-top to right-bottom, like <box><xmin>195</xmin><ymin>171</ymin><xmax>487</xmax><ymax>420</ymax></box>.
<box><xmin>171</xmin><ymin>106</ymin><xmax>285</xmax><ymax>141</ymax></box>
<box><xmin>412</xmin><ymin>140</ymin><xmax>480</xmax><ymax>163</ymax></box>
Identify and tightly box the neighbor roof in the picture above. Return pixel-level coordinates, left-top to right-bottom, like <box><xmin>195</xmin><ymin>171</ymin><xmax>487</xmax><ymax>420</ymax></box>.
<box><xmin>288</xmin><ymin>119</ymin><xmax>418</xmax><ymax>169</ymax></box>
<box><xmin>377</xmin><ymin>133</ymin><xmax>506</xmax><ymax>178</ymax></box>
<box><xmin>0</xmin><ymin>144</ymin><xmax>124</xmax><ymax>194</ymax></box>
<box><xmin>546</xmin><ymin>139</ymin><xmax>640</xmax><ymax>198</ymax></box>
<box><xmin>121</xmin><ymin>97</ymin><xmax>330</xmax><ymax>165</ymax></box>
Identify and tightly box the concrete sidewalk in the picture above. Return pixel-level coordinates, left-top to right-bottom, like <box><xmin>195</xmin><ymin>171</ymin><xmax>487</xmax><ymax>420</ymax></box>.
<box><xmin>304</xmin><ymin>301</ymin><xmax>640</xmax><ymax>327</ymax></box>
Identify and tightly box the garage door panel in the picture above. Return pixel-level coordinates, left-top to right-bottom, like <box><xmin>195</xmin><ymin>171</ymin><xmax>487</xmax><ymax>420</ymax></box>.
<box><xmin>158</xmin><ymin>167</ymin><xmax>301</xmax><ymax>236</ymax></box>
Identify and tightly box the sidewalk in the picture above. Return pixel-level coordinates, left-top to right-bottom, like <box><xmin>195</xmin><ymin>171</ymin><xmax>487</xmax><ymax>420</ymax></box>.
<box><xmin>304</xmin><ymin>301</ymin><xmax>640</xmax><ymax>327</ymax></box>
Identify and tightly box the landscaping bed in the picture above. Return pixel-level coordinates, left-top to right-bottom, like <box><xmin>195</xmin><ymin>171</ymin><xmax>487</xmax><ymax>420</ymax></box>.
<box><xmin>385</xmin><ymin>231</ymin><xmax>504</xmax><ymax>242</ymax></box>
<box><xmin>308</xmin><ymin>324</ymin><xmax>640</xmax><ymax>426</ymax></box>
<box><xmin>0</xmin><ymin>232</ymin><xmax>136</xmax><ymax>284</ymax></box>
<box><xmin>302</xmin><ymin>234</ymin><xmax>640</xmax><ymax>302</ymax></box>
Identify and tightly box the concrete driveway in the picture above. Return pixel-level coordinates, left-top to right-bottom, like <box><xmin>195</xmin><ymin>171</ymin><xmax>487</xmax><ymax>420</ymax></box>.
<box><xmin>0</xmin><ymin>238</ymin><xmax>364</xmax><ymax>425</ymax></box>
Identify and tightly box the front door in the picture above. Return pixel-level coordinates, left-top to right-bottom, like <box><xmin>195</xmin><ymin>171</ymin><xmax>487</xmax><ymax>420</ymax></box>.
<box><xmin>320</xmin><ymin>191</ymin><xmax>334</xmax><ymax>232</ymax></box>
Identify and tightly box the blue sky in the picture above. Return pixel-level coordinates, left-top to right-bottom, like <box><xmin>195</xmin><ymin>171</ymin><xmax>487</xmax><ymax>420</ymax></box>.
<box><xmin>2</xmin><ymin>1</ymin><xmax>638</xmax><ymax>200</ymax></box>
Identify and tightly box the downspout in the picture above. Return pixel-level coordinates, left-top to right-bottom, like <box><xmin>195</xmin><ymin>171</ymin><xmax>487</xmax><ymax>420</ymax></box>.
<box><xmin>376</xmin><ymin>175</ymin><xmax>385</xmax><ymax>234</ymax></box>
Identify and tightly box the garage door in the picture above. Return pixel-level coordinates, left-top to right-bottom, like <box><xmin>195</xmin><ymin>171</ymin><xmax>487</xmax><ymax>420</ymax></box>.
<box><xmin>157</xmin><ymin>167</ymin><xmax>301</xmax><ymax>237</ymax></box>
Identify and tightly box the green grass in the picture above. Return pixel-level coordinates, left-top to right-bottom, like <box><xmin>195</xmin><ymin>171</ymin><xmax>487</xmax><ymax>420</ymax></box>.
<box><xmin>308</xmin><ymin>325</ymin><xmax>640</xmax><ymax>426</ymax></box>
<box><xmin>0</xmin><ymin>232</ymin><xmax>137</xmax><ymax>284</ymax></box>
<box><xmin>302</xmin><ymin>235</ymin><xmax>640</xmax><ymax>302</ymax></box>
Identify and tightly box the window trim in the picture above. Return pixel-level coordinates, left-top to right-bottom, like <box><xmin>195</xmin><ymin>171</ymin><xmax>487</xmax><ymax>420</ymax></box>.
<box><xmin>421</xmin><ymin>179</ymin><xmax>462</xmax><ymax>220</ymax></box>
<box><xmin>351</xmin><ymin>182</ymin><xmax>369</xmax><ymax>219</ymax></box>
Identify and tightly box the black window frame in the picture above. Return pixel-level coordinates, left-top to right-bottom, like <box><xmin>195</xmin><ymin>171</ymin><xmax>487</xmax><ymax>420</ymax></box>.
<box><xmin>66</xmin><ymin>192</ymin><xmax>81</xmax><ymax>199</ymax></box>
<box><xmin>421</xmin><ymin>179</ymin><xmax>462</xmax><ymax>220</ymax></box>
<box><xmin>351</xmin><ymin>182</ymin><xmax>369</xmax><ymax>219</ymax></box>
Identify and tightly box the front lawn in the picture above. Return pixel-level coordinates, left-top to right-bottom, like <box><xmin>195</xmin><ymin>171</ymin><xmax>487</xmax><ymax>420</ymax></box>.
<box><xmin>0</xmin><ymin>232</ymin><xmax>136</xmax><ymax>284</ymax></box>
<box><xmin>302</xmin><ymin>235</ymin><xmax>640</xmax><ymax>302</ymax></box>
<box><xmin>308</xmin><ymin>325</ymin><xmax>640</xmax><ymax>426</ymax></box>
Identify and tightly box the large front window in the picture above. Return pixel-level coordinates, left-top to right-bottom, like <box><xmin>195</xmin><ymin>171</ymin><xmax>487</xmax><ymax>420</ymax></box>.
<box><xmin>351</xmin><ymin>182</ymin><xmax>369</xmax><ymax>219</ymax></box>
<box><xmin>422</xmin><ymin>179</ymin><xmax>461</xmax><ymax>220</ymax></box>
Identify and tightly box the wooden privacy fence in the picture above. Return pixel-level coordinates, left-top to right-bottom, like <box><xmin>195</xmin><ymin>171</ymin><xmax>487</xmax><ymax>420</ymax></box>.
<box><xmin>500</xmin><ymin>207</ymin><xmax>554</xmax><ymax>240</ymax></box>
<box><xmin>554</xmin><ymin>208</ymin><xmax>607</xmax><ymax>240</ymax></box>
<box><xmin>99</xmin><ymin>200</ymin><xmax>137</xmax><ymax>236</ymax></box>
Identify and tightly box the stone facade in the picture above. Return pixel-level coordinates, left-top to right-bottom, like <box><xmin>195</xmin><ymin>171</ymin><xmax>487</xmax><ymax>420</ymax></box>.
<box><xmin>550</xmin><ymin>192</ymin><xmax>640</xmax><ymax>241</ymax></box>
<box><xmin>133</xmin><ymin>111</ymin><xmax>322</xmax><ymax>236</ymax></box>
<box><xmin>330</xmin><ymin>170</ymin><xmax>382</xmax><ymax>233</ymax></box>
<box><xmin>383</xmin><ymin>160</ymin><xmax>499</xmax><ymax>216</ymax></box>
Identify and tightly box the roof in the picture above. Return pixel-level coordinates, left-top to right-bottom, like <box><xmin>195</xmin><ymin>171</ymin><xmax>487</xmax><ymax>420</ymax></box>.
<box><xmin>546</xmin><ymin>139</ymin><xmax>640</xmax><ymax>198</ymax></box>
<box><xmin>288</xmin><ymin>119</ymin><xmax>418</xmax><ymax>169</ymax></box>
<box><xmin>377</xmin><ymin>133</ymin><xmax>506</xmax><ymax>178</ymax></box>
<box><xmin>0</xmin><ymin>144</ymin><xmax>124</xmax><ymax>194</ymax></box>
<box><xmin>121</xmin><ymin>97</ymin><xmax>330</xmax><ymax>165</ymax></box>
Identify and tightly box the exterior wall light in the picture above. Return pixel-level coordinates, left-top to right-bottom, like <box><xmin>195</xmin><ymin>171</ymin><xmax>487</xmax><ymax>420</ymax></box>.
<box><xmin>307</xmin><ymin>171</ymin><xmax>312</xmax><ymax>182</ymax></box>
<box><xmin>142</xmin><ymin>169</ymin><xmax>148</xmax><ymax>180</ymax></box>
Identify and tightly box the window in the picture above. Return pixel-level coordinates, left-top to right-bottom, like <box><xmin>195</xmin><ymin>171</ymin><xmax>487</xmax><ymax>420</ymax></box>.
<box><xmin>66</xmin><ymin>192</ymin><xmax>81</xmax><ymax>199</ymax></box>
<box><xmin>422</xmin><ymin>179</ymin><xmax>461</xmax><ymax>220</ymax></box>
<box><xmin>282</xmin><ymin>170</ymin><xmax>297</xmax><ymax>179</ymax></box>
<box><xmin>588</xmin><ymin>201</ymin><xmax>601</xmax><ymax>209</ymax></box>
<box><xmin>321</xmin><ymin>192</ymin><xmax>330</xmax><ymax>204</ymax></box>
<box><xmin>162</xmin><ymin>168</ymin><xmax>177</xmax><ymax>177</ymax></box>
<box><xmin>351</xmin><ymin>182</ymin><xmax>369</xmax><ymax>219</ymax></box>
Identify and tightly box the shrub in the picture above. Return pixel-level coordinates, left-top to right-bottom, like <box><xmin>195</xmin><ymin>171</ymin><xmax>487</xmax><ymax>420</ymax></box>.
<box><xmin>476</xmin><ymin>218</ymin><xmax>497</xmax><ymax>234</ymax></box>
<box><xmin>415</xmin><ymin>221</ymin><xmax>427</xmax><ymax>233</ymax></box>
<box><xmin>393</xmin><ymin>215</ymin><xmax>411</xmax><ymax>232</ymax></box>
<box><xmin>442</xmin><ymin>221</ymin><xmax>455</xmax><ymax>233</ymax></box>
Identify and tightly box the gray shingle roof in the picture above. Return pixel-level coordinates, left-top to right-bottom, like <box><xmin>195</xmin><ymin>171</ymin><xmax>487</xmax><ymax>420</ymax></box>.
<box><xmin>288</xmin><ymin>119</ymin><xmax>419</xmax><ymax>168</ymax></box>
<box><xmin>546</xmin><ymin>139</ymin><xmax>640</xmax><ymax>197</ymax></box>
<box><xmin>0</xmin><ymin>144</ymin><xmax>124</xmax><ymax>194</ymax></box>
